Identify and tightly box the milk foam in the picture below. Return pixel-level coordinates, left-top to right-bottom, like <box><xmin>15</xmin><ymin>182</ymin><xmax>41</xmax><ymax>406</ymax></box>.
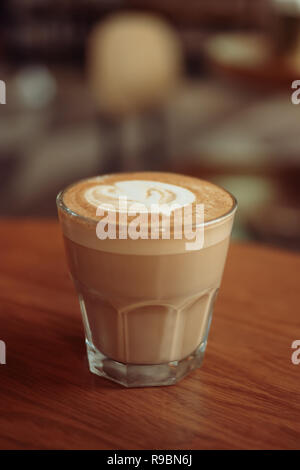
<box><xmin>84</xmin><ymin>180</ymin><xmax>196</xmax><ymax>213</ymax></box>
<box><xmin>58</xmin><ymin>172</ymin><xmax>236</xmax><ymax>254</ymax></box>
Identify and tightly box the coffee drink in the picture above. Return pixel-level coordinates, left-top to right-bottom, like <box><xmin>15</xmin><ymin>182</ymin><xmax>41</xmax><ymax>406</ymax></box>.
<box><xmin>57</xmin><ymin>172</ymin><xmax>236</xmax><ymax>387</ymax></box>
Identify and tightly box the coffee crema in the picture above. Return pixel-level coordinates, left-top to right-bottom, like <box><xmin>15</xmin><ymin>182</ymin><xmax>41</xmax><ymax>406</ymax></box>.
<box><xmin>63</xmin><ymin>172</ymin><xmax>234</xmax><ymax>222</ymax></box>
<box><xmin>84</xmin><ymin>179</ymin><xmax>196</xmax><ymax>213</ymax></box>
<box><xmin>58</xmin><ymin>172</ymin><xmax>236</xmax><ymax>255</ymax></box>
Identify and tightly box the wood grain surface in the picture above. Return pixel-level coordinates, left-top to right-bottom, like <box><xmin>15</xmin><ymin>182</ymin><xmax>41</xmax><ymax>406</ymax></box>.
<box><xmin>0</xmin><ymin>219</ymin><xmax>299</xmax><ymax>450</ymax></box>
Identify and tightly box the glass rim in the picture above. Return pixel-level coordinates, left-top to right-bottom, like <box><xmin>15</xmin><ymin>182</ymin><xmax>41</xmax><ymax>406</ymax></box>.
<box><xmin>56</xmin><ymin>175</ymin><xmax>238</xmax><ymax>229</ymax></box>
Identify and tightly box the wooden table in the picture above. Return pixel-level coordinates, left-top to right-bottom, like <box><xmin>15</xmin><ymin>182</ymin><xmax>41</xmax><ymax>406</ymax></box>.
<box><xmin>0</xmin><ymin>219</ymin><xmax>299</xmax><ymax>450</ymax></box>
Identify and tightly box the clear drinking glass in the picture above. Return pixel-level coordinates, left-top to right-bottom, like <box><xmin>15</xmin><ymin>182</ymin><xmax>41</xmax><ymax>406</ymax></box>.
<box><xmin>57</xmin><ymin>181</ymin><xmax>237</xmax><ymax>387</ymax></box>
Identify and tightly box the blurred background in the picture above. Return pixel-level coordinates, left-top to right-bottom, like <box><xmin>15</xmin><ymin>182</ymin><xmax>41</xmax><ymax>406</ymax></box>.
<box><xmin>1</xmin><ymin>0</ymin><xmax>300</xmax><ymax>250</ymax></box>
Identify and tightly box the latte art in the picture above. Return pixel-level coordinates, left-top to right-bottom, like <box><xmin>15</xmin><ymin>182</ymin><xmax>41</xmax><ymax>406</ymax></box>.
<box><xmin>62</xmin><ymin>172</ymin><xmax>235</xmax><ymax>225</ymax></box>
<box><xmin>84</xmin><ymin>180</ymin><xmax>196</xmax><ymax>213</ymax></box>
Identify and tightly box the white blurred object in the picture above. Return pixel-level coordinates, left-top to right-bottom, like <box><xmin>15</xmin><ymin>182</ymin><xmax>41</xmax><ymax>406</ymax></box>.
<box><xmin>87</xmin><ymin>12</ymin><xmax>183</xmax><ymax>116</ymax></box>
<box><xmin>13</xmin><ymin>66</ymin><xmax>57</xmax><ymax>109</ymax></box>
<box><xmin>272</xmin><ymin>0</ymin><xmax>300</xmax><ymax>13</ymax></box>
<box><xmin>204</xmin><ymin>33</ymin><xmax>271</xmax><ymax>68</ymax></box>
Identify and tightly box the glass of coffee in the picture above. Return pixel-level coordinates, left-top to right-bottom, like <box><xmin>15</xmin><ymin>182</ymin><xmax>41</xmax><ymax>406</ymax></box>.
<box><xmin>57</xmin><ymin>172</ymin><xmax>237</xmax><ymax>387</ymax></box>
